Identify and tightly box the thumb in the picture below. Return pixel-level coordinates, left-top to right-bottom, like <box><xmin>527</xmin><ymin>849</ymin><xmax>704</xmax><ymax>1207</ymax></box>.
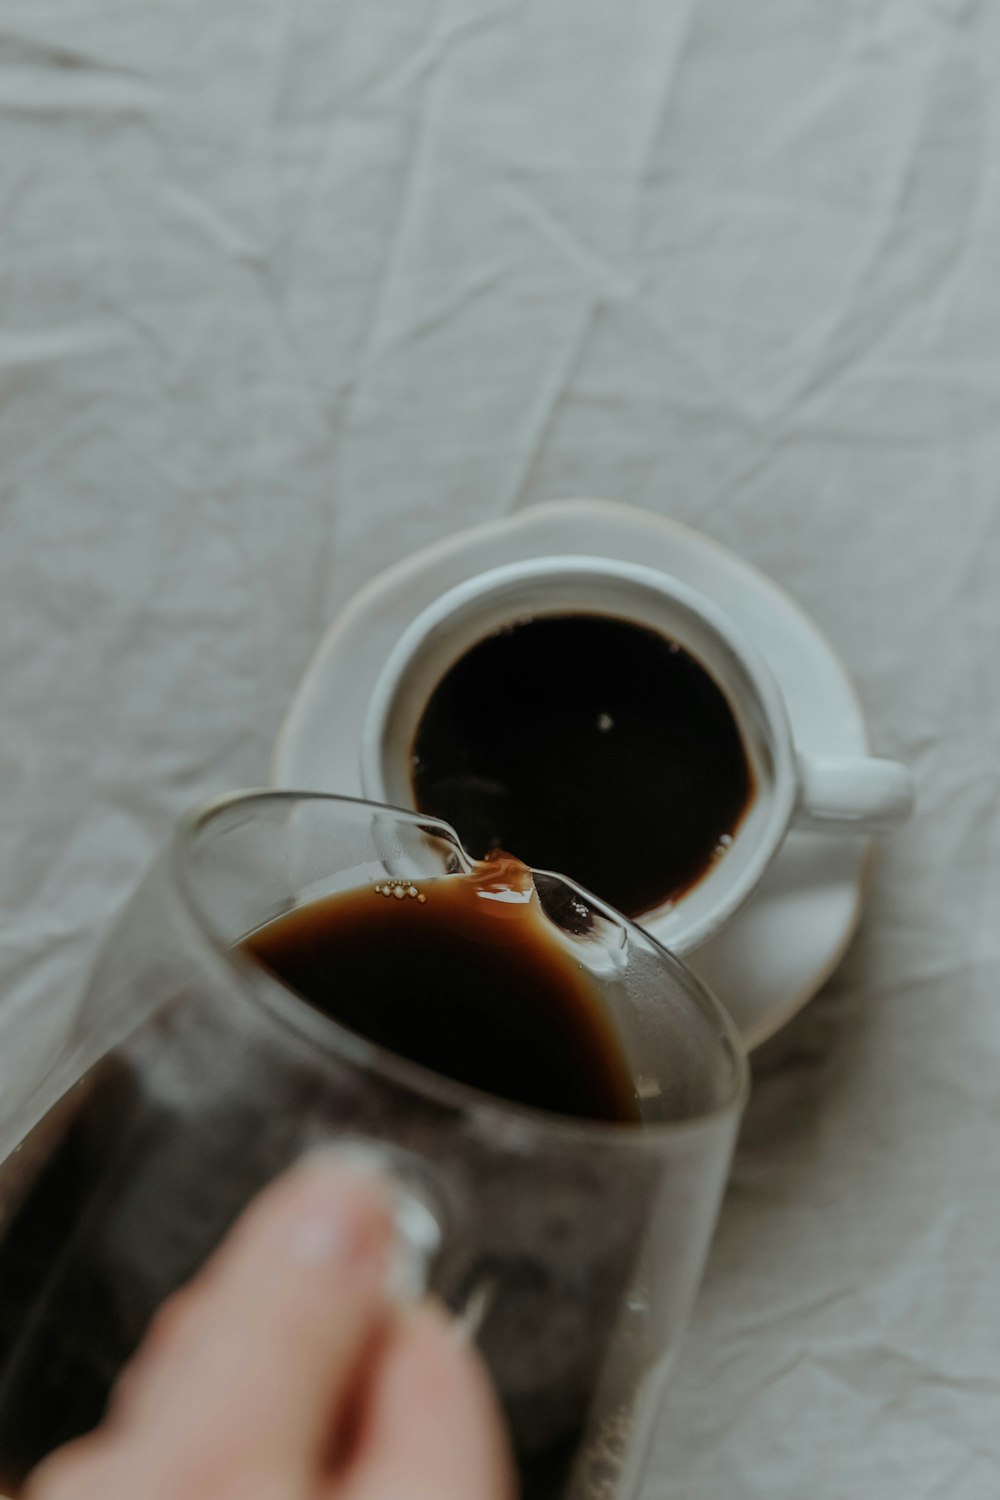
<box><xmin>109</xmin><ymin>1155</ymin><xmax>396</xmax><ymax>1492</ymax></box>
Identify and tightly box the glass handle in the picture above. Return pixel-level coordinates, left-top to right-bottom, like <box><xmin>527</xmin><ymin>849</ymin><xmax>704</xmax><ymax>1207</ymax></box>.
<box><xmin>306</xmin><ymin>1141</ymin><xmax>444</xmax><ymax>1303</ymax></box>
<box><xmin>304</xmin><ymin>1141</ymin><xmax>500</xmax><ymax>1340</ymax></box>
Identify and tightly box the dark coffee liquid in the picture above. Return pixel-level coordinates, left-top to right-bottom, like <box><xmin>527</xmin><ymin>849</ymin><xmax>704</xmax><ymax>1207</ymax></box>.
<box><xmin>244</xmin><ymin>860</ymin><xmax>639</xmax><ymax>1125</ymax></box>
<box><xmin>0</xmin><ymin>1062</ymin><xmax>152</xmax><ymax>1496</ymax></box>
<box><xmin>0</xmin><ymin>868</ymin><xmax>640</xmax><ymax>1497</ymax></box>
<box><xmin>411</xmin><ymin>613</ymin><xmax>754</xmax><ymax>917</ymax></box>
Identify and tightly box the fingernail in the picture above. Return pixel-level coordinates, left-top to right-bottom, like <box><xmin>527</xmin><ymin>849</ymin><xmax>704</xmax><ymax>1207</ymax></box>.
<box><xmin>297</xmin><ymin>1144</ymin><xmax>442</xmax><ymax>1303</ymax></box>
<box><xmin>282</xmin><ymin>1154</ymin><xmax>392</xmax><ymax>1270</ymax></box>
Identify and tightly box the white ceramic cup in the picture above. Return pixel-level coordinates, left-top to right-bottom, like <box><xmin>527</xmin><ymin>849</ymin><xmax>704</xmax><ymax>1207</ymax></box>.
<box><xmin>360</xmin><ymin>556</ymin><xmax>914</xmax><ymax>954</ymax></box>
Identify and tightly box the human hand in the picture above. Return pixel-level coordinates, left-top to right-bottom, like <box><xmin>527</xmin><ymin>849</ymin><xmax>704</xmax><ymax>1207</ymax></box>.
<box><xmin>26</xmin><ymin>1157</ymin><xmax>515</xmax><ymax>1500</ymax></box>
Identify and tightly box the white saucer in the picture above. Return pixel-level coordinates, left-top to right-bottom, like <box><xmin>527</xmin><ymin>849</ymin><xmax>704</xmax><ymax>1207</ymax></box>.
<box><xmin>273</xmin><ymin>499</ymin><xmax>874</xmax><ymax>1049</ymax></box>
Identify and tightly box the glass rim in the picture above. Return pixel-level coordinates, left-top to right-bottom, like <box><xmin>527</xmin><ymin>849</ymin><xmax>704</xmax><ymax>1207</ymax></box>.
<box><xmin>171</xmin><ymin>788</ymin><xmax>750</xmax><ymax>1150</ymax></box>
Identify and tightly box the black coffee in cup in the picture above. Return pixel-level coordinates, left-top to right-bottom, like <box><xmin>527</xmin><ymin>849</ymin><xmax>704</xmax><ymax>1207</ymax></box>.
<box><xmin>410</xmin><ymin>612</ymin><xmax>754</xmax><ymax>918</ymax></box>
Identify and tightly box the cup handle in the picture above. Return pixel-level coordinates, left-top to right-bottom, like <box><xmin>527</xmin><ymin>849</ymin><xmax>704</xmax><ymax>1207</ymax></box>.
<box><xmin>793</xmin><ymin>752</ymin><xmax>915</xmax><ymax>834</ymax></box>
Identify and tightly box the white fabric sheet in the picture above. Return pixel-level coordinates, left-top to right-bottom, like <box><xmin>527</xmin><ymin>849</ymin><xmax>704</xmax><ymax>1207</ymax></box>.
<box><xmin>2</xmin><ymin>2</ymin><xmax>998</xmax><ymax>1494</ymax></box>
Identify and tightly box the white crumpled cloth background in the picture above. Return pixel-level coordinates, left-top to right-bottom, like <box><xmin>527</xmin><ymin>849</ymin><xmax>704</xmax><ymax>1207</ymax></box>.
<box><xmin>2</xmin><ymin>1</ymin><xmax>998</xmax><ymax>1495</ymax></box>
